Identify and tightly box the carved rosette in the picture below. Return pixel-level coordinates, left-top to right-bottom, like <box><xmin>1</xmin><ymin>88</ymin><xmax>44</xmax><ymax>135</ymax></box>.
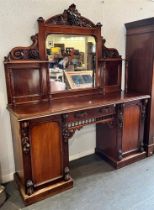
<box><xmin>45</xmin><ymin>4</ymin><xmax>100</xmax><ymax>28</ymax></box>
<box><xmin>26</xmin><ymin>179</ymin><xmax>34</xmax><ymax>196</ymax></box>
<box><xmin>4</xmin><ymin>34</ymin><xmax>39</xmax><ymax>61</ymax></box>
<box><xmin>21</xmin><ymin>121</ymin><xmax>30</xmax><ymax>154</ymax></box>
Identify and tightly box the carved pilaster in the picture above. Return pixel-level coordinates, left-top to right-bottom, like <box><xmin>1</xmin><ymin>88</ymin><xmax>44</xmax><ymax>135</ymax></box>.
<box><xmin>116</xmin><ymin>104</ymin><xmax>124</xmax><ymax>161</ymax></box>
<box><xmin>139</xmin><ymin>99</ymin><xmax>148</xmax><ymax>152</ymax></box>
<box><xmin>117</xmin><ymin>104</ymin><xmax>124</xmax><ymax>128</ymax></box>
<box><xmin>141</xmin><ymin>99</ymin><xmax>148</xmax><ymax>121</ymax></box>
<box><xmin>26</xmin><ymin>179</ymin><xmax>34</xmax><ymax>196</ymax></box>
<box><xmin>64</xmin><ymin>167</ymin><xmax>71</xmax><ymax>181</ymax></box>
<box><xmin>21</xmin><ymin>121</ymin><xmax>30</xmax><ymax>154</ymax></box>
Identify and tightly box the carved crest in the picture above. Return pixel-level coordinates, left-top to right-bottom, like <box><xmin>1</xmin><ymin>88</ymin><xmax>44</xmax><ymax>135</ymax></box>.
<box><xmin>45</xmin><ymin>4</ymin><xmax>99</xmax><ymax>28</ymax></box>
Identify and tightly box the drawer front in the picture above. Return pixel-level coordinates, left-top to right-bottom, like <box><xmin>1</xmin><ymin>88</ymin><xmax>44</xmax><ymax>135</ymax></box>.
<box><xmin>63</xmin><ymin>105</ymin><xmax>116</xmax><ymax>126</ymax></box>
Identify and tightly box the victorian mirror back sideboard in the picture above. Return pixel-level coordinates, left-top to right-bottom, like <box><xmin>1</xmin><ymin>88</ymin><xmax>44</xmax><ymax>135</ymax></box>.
<box><xmin>4</xmin><ymin>4</ymin><xmax>150</xmax><ymax>205</ymax></box>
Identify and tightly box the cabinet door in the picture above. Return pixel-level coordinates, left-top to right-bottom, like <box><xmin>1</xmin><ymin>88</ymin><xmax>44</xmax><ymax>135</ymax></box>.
<box><xmin>30</xmin><ymin>121</ymin><xmax>63</xmax><ymax>186</ymax></box>
<box><xmin>122</xmin><ymin>103</ymin><xmax>141</xmax><ymax>155</ymax></box>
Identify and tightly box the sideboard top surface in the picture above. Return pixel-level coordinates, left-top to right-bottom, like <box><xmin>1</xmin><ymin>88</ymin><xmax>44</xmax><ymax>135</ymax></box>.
<box><xmin>8</xmin><ymin>92</ymin><xmax>150</xmax><ymax>121</ymax></box>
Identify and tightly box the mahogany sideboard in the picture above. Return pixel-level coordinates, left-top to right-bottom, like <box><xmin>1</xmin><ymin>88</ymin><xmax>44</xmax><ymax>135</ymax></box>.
<box><xmin>4</xmin><ymin>4</ymin><xmax>150</xmax><ymax>205</ymax></box>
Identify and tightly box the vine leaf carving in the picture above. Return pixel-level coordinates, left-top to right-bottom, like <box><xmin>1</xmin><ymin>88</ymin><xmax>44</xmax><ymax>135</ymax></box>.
<box><xmin>45</xmin><ymin>4</ymin><xmax>101</xmax><ymax>28</ymax></box>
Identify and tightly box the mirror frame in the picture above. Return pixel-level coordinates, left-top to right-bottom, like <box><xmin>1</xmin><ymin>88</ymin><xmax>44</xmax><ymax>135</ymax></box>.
<box><xmin>37</xmin><ymin>4</ymin><xmax>103</xmax><ymax>98</ymax></box>
<box><xmin>4</xmin><ymin>4</ymin><xmax>104</xmax><ymax>106</ymax></box>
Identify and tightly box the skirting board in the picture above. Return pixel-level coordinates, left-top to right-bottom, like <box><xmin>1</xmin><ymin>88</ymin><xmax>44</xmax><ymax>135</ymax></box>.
<box><xmin>2</xmin><ymin>150</ymin><xmax>95</xmax><ymax>183</ymax></box>
<box><xmin>69</xmin><ymin>149</ymin><xmax>95</xmax><ymax>161</ymax></box>
<box><xmin>1</xmin><ymin>172</ymin><xmax>14</xmax><ymax>183</ymax></box>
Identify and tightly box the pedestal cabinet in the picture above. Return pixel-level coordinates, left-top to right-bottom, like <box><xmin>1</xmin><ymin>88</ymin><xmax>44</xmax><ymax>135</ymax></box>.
<box><xmin>125</xmin><ymin>17</ymin><xmax>154</xmax><ymax>156</ymax></box>
<box><xmin>96</xmin><ymin>100</ymin><xmax>147</xmax><ymax>168</ymax></box>
<box><xmin>10</xmin><ymin>114</ymin><xmax>73</xmax><ymax>204</ymax></box>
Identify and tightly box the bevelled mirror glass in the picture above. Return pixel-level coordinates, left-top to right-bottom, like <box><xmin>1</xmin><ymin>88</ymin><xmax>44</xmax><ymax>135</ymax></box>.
<box><xmin>46</xmin><ymin>34</ymin><xmax>96</xmax><ymax>93</ymax></box>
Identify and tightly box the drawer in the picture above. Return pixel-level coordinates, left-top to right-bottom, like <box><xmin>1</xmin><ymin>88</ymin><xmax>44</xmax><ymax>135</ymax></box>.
<box><xmin>63</xmin><ymin>105</ymin><xmax>116</xmax><ymax>123</ymax></box>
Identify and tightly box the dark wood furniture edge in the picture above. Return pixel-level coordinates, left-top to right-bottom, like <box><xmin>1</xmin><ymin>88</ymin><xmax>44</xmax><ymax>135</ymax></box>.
<box><xmin>7</xmin><ymin>93</ymin><xmax>150</xmax><ymax>121</ymax></box>
<box><xmin>146</xmin><ymin>143</ymin><xmax>154</xmax><ymax>157</ymax></box>
<box><xmin>14</xmin><ymin>173</ymin><xmax>73</xmax><ymax>205</ymax></box>
<box><xmin>125</xmin><ymin>17</ymin><xmax>154</xmax><ymax>29</ymax></box>
<box><xmin>95</xmin><ymin>148</ymin><xmax>146</xmax><ymax>169</ymax></box>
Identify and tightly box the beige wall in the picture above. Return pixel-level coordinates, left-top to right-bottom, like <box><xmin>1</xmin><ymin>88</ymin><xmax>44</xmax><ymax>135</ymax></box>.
<box><xmin>0</xmin><ymin>0</ymin><xmax>153</xmax><ymax>182</ymax></box>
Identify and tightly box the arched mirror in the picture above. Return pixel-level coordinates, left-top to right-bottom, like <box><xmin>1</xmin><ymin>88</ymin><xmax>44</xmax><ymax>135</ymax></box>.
<box><xmin>37</xmin><ymin>3</ymin><xmax>103</xmax><ymax>96</ymax></box>
<box><xmin>46</xmin><ymin>34</ymin><xmax>96</xmax><ymax>92</ymax></box>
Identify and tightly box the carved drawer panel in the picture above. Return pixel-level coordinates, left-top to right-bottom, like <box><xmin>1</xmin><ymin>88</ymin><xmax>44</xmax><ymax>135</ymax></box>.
<box><xmin>63</xmin><ymin>105</ymin><xmax>116</xmax><ymax>128</ymax></box>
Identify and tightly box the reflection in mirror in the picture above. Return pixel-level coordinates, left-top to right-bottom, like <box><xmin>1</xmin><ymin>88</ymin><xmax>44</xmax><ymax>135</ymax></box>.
<box><xmin>46</xmin><ymin>34</ymin><xmax>96</xmax><ymax>92</ymax></box>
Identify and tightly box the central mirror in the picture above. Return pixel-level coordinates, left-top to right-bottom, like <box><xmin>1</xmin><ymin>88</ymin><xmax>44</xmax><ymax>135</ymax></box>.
<box><xmin>46</xmin><ymin>34</ymin><xmax>96</xmax><ymax>93</ymax></box>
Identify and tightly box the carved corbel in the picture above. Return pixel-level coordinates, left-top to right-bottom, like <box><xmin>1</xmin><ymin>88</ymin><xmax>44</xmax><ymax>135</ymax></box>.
<box><xmin>62</xmin><ymin>128</ymin><xmax>75</xmax><ymax>143</ymax></box>
<box><xmin>26</xmin><ymin>179</ymin><xmax>34</xmax><ymax>196</ymax></box>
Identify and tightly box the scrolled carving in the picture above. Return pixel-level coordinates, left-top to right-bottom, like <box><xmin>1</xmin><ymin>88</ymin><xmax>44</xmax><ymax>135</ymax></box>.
<box><xmin>64</xmin><ymin>167</ymin><xmax>71</xmax><ymax>181</ymax></box>
<box><xmin>45</xmin><ymin>4</ymin><xmax>97</xmax><ymax>28</ymax></box>
<box><xmin>5</xmin><ymin>34</ymin><xmax>39</xmax><ymax>61</ymax></box>
<box><xmin>22</xmin><ymin>137</ymin><xmax>30</xmax><ymax>154</ymax></box>
<box><xmin>28</xmin><ymin>48</ymin><xmax>39</xmax><ymax>59</ymax></box>
<box><xmin>21</xmin><ymin>121</ymin><xmax>30</xmax><ymax>154</ymax></box>
<box><xmin>26</xmin><ymin>179</ymin><xmax>34</xmax><ymax>196</ymax></box>
<box><xmin>102</xmin><ymin>38</ymin><xmax>121</xmax><ymax>59</ymax></box>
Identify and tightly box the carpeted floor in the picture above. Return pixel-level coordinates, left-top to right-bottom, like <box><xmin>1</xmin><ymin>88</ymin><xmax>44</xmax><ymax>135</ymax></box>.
<box><xmin>1</xmin><ymin>154</ymin><xmax>154</xmax><ymax>210</ymax></box>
